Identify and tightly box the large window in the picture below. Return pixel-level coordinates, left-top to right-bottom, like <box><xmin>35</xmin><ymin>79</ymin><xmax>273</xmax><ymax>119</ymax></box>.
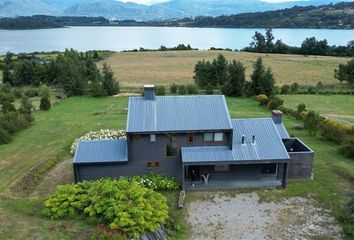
<box><xmin>166</xmin><ymin>134</ymin><xmax>178</xmax><ymax>156</ymax></box>
<box><xmin>214</xmin><ymin>132</ymin><xmax>224</xmax><ymax>142</ymax></box>
<box><xmin>203</xmin><ymin>133</ymin><xmax>213</xmax><ymax>142</ymax></box>
<box><xmin>187</xmin><ymin>133</ymin><xmax>194</xmax><ymax>144</ymax></box>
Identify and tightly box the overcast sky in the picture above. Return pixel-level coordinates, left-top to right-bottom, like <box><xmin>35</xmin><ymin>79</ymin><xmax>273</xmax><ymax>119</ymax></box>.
<box><xmin>118</xmin><ymin>0</ymin><xmax>307</xmax><ymax>5</ymax></box>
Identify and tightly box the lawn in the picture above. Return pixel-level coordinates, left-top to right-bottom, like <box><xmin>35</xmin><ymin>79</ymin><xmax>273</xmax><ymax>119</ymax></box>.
<box><xmin>280</xmin><ymin>94</ymin><xmax>354</xmax><ymax>124</ymax></box>
<box><xmin>103</xmin><ymin>50</ymin><xmax>350</xmax><ymax>88</ymax></box>
<box><xmin>0</xmin><ymin>95</ymin><xmax>353</xmax><ymax>239</ymax></box>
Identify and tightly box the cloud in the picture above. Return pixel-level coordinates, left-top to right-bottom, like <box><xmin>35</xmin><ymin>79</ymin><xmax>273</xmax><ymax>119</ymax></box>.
<box><xmin>118</xmin><ymin>0</ymin><xmax>170</xmax><ymax>5</ymax></box>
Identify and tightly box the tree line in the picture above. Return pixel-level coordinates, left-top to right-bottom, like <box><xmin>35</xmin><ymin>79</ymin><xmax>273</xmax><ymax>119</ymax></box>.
<box><xmin>194</xmin><ymin>54</ymin><xmax>275</xmax><ymax>97</ymax></box>
<box><xmin>244</xmin><ymin>28</ymin><xmax>354</xmax><ymax>57</ymax></box>
<box><xmin>2</xmin><ymin>49</ymin><xmax>119</xmax><ymax>97</ymax></box>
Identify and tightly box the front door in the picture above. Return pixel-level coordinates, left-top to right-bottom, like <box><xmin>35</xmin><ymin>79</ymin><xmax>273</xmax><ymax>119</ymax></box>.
<box><xmin>188</xmin><ymin>166</ymin><xmax>200</xmax><ymax>181</ymax></box>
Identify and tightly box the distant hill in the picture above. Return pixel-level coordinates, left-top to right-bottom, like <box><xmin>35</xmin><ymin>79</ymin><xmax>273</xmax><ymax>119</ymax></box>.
<box><xmin>0</xmin><ymin>0</ymin><xmax>352</xmax><ymax>21</ymax></box>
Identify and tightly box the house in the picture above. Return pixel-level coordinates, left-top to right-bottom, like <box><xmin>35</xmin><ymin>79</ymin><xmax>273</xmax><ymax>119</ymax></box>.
<box><xmin>73</xmin><ymin>85</ymin><xmax>314</xmax><ymax>190</ymax></box>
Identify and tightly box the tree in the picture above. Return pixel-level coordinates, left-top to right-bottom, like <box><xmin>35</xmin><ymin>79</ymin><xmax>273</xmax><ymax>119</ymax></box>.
<box><xmin>260</xmin><ymin>67</ymin><xmax>275</xmax><ymax>96</ymax></box>
<box><xmin>39</xmin><ymin>83</ymin><xmax>51</xmax><ymax>110</ymax></box>
<box><xmin>212</xmin><ymin>54</ymin><xmax>228</xmax><ymax>87</ymax></box>
<box><xmin>90</xmin><ymin>78</ymin><xmax>106</xmax><ymax>98</ymax></box>
<box><xmin>334</xmin><ymin>58</ymin><xmax>354</xmax><ymax>85</ymax></box>
<box><xmin>0</xmin><ymin>83</ymin><xmax>16</xmax><ymax>113</ymax></box>
<box><xmin>250</xmin><ymin>31</ymin><xmax>266</xmax><ymax>52</ymax></box>
<box><xmin>304</xmin><ymin>111</ymin><xmax>324</xmax><ymax>136</ymax></box>
<box><xmin>251</xmin><ymin>57</ymin><xmax>266</xmax><ymax>95</ymax></box>
<box><xmin>18</xmin><ymin>95</ymin><xmax>34</xmax><ymax>121</ymax></box>
<box><xmin>101</xmin><ymin>62</ymin><xmax>119</xmax><ymax>96</ymax></box>
<box><xmin>265</xmin><ymin>28</ymin><xmax>274</xmax><ymax>52</ymax></box>
<box><xmin>194</xmin><ymin>60</ymin><xmax>214</xmax><ymax>89</ymax></box>
<box><xmin>2</xmin><ymin>52</ymin><xmax>14</xmax><ymax>85</ymax></box>
<box><xmin>222</xmin><ymin>60</ymin><xmax>245</xmax><ymax>97</ymax></box>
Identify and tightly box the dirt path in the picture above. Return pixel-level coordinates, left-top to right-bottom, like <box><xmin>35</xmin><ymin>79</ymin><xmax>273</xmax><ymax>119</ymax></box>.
<box><xmin>30</xmin><ymin>158</ymin><xmax>74</xmax><ymax>198</ymax></box>
<box><xmin>186</xmin><ymin>192</ymin><xmax>343</xmax><ymax>240</ymax></box>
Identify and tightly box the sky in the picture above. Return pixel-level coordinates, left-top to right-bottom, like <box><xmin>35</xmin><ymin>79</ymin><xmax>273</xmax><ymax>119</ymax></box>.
<box><xmin>118</xmin><ymin>0</ymin><xmax>308</xmax><ymax>4</ymax></box>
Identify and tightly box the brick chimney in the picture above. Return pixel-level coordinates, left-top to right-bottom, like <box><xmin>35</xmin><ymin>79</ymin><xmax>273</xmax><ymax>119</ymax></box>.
<box><xmin>144</xmin><ymin>84</ymin><xmax>155</xmax><ymax>100</ymax></box>
<box><xmin>272</xmin><ymin>110</ymin><xmax>283</xmax><ymax>124</ymax></box>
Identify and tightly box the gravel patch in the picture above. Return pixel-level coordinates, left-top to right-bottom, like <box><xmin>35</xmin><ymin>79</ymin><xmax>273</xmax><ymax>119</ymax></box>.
<box><xmin>186</xmin><ymin>192</ymin><xmax>343</xmax><ymax>240</ymax></box>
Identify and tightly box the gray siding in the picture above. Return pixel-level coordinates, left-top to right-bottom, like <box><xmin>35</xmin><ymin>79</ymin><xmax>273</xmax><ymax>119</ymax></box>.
<box><xmin>287</xmin><ymin>152</ymin><xmax>314</xmax><ymax>179</ymax></box>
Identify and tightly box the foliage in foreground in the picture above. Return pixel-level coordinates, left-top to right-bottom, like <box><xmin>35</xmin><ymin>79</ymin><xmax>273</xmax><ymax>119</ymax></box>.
<box><xmin>70</xmin><ymin>129</ymin><xmax>126</xmax><ymax>155</ymax></box>
<box><xmin>129</xmin><ymin>173</ymin><xmax>180</xmax><ymax>191</ymax></box>
<box><xmin>42</xmin><ymin>178</ymin><xmax>169</xmax><ymax>239</ymax></box>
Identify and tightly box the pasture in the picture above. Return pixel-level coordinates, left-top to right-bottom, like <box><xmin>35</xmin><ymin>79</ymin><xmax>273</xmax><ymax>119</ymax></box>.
<box><xmin>103</xmin><ymin>50</ymin><xmax>350</xmax><ymax>88</ymax></box>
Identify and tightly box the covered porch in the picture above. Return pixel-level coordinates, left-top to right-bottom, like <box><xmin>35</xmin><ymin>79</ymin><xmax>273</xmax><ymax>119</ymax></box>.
<box><xmin>182</xmin><ymin>162</ymin><xmax>288</xmax><ymax>190</ymax></box>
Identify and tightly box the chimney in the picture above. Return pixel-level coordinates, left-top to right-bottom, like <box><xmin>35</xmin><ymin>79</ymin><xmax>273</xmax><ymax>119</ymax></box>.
<box><xmin>272</xmin><ymin>110</ymin><xmax>283</xmax><ymax>124</ymax></box>
<box><xmin>144</xmin><ymin>84</ymin><xmax>155</xmax><ymax>100</ymax></box>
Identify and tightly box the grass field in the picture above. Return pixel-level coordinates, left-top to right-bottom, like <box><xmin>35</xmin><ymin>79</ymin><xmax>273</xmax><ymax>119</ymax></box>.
<box><xmin>103</xmin><ymin>50</ymin><xmax>350</xmax><ymax>88</ymax></box>
<box><xmin>0</xmin><ymin>95</ymin><xmax>353</xmax><ymax>239</ymax></box>
<box><xmin>280</xmin><ymin>94</ymin><xmax>354</xmax><ymax>124</ymax></box>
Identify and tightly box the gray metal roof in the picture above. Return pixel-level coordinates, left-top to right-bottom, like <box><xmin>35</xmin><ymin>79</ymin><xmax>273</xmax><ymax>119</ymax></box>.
<box><xmin>182</xmin><ymin>118</ymin><xmax>290</xmax><ymax>164</ymax></box>
<box><xmin>73</xmin><ymin>140</ymin><xmax>128</xmax><ymax>164</ymax></box>
<box><xmin>126</xmin><ymin>95</ymin><xmax>233</xmax><ymax>133</ymax></box>
<box><xmin>275</xmin><ymin>123</ymin><xmax>290</xmax><ymax>139</ymax></box>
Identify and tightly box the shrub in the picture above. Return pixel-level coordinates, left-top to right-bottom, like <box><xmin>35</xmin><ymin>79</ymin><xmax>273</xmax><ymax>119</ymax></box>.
<box><xmin>129</xmin><ymin>173</ymin><xmax>180</xmax><ymax>191</ymax></box>
<box><xmin>281</xmin><ymin>85</ymin><xmax>290</xmax><ymax>94</ymax></box>
<box><xmin>255</xmin><ymin>94</ymin><xmax>269</xmax><ymax>106</ymax></box>
<box><xmin>307</xmin><ymin>86</ymin><xmax>318</xmax><ymax>94</ymax></box>
<box><xmin>267</xmin><ymin>97</ymin><xmax>284</xmax><ymax>110</ymax></box>
<box><xmin>304</xmin><ymin>111</ymin><xmax>324</xmax><ymax>136</ymax></box>
<box><xmin>297</xmin><ymin>103</ymin><xmax>306</xmax><ymax>118</ymax></box>
<box><xmin>177</xmin><ymin>85</ymin><xmax>186</xmax><ymax>95</ymax></box>
<box><xmin>155</xmin><ymin>86</ymin><xmax>166</xmax><ymax>96</ymax></box>
<box><xmin>40</xmin><ymin>97</ymin><xmax>51</xmax><ymax>111</ymax></box>
<box><xmin>43</xmin><ymin>178</ymin><xmax>169</xmax><ymax>239</ymax></box>
<box><xmin>339</xmin><ymin>135</ymin><xmax>354</xmax><ymax>159</ymax></box>
<box><xmin>186</xmin><ymin>84</ymin><xmax>198</xmax><ymax>94</ymax></box>
<box><xmin>298</xmin><ymin>111</ymin><xmax>308</xmax><ymax>120</ymax></box>
<box><xmin>70</xmin><ymin>129</ymin><xmax>126</xmax><ymax>155</ymax></box>
<box><xmin>170</xmin><ymin>83</ymin><xmax>178</xmax><ymax>94</ymax></box>
<box><xmin>290</xmin><ymin>82</ymin><xmax>299</xmax><ymax>93</ymax></box>
<box><xmin>204</xmin><ymin>85</ymin><xmax>214</xmax><ymax>94</ymax></box>
<box><xmin>320</xmin><ymin>119</ymin><xmax>353</xmax><ymax>143</ymax></box>
<box><xmin>12</xmin><ymin>88</ymin><xmax>22</xmax><ymax>98</ymax></box>
<box><xmin>24</xmin><ymin>88</ymin><xmax>39</xmax><ymax>98</ymax></box>
<box><xmin>39</xmin><ymin>83</ymin><xmax>51</xmax><ymax>99</ymax></box>
<box><xmin>0</xmin><ymin>128</ymin><xmax>12</xmax><ymax>144</ymax></box>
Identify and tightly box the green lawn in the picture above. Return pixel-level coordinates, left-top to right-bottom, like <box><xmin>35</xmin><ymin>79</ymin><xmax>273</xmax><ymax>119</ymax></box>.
<box><xmin>280</xmin><ymin>94</ymin><xmax>354</xmax><ymax>124</ymax></box>
<box><xmin>0</xmin><ymin>96</ymin><xmax>353</xmax><ymax>239</ymax></box>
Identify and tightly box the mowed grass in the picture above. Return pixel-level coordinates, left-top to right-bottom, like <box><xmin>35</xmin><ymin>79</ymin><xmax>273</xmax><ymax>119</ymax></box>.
<box><xmin>103</xmin><ymin>50</ymin><xmax>350</xmax><ymax>88</ymax></box>
<box><xmin>280</xmin><ymin>94</ymin><xmax>354</xmax><ymax>124</ymax></box>
<box><xmin>0</xmin><ymin>96</ymin><xmax>353</xmax><ymax>238</ymax></box>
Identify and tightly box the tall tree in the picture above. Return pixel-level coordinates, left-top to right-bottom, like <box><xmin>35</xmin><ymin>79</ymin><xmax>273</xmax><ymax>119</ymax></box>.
<box><xmin>334</xmin><ymin>58</ymin><xmax>354</xmax><ymax>85</ymax></box>
<box><xmin>251</xmin><ymin>57</ymin><xmax>266</xmax><ymax>95</ymax></box>
<box><xmin>212</xmin><ymin>54</ymin><xmax>228</xmax><ymax>87</ymax></box>
<box><xmin>101</xmin><ymin>62</ymin><xmax>119</xmax><ymax>96</ymax></box>
<box><xmin>261</xmin><ymin>67</ymin><xmax>275</xmax><ymax>96</ymax></box>
<box><xmin>194</xmin><ymin>60</ymin><xmax>214</xmax><ymax>89</ymax></box>
<box><xmin>2</xmin><ymin>52</ymin><xmax>14</xmax><ymax>85</ymax></box>
<box><xmin>222</xmin><ymin>60</ymin><xmax>245</xmax><ymax>97</ymax></box>
<box><xmin>251</xmin><ymin>31</ymin><xmax>266</xmax><ymax>53</ymax></box>
<box><xmin>265</xmin><ymin>28</ymin><xmax>274</xmax><ymax>52</ymax></box>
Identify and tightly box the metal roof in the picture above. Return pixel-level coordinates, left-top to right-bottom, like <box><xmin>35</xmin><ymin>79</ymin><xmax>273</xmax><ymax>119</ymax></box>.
<box><xmin>73</xmin><ymin>140</ymin><xmax>128</xmax><ymax>164</ymax></box>
<box><xmin>126</xmin><ymin>95</ymin><xmax>233</xmax><ymax>133</ymax></box>
<box><xmin>275</xmin><ymin>123</ymin><xmax>290</xmax><ymax>139</ymax></box>
<box><xmin>181</xmin><ymin>118</ymin><xmax>290</xmax><ymax>164</ymax></box>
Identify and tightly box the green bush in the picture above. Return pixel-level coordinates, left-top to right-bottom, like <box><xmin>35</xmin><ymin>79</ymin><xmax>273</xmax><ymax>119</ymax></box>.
<box><xmin>24</xmin><ymin>88</ymin><xmax>39</xmax><ymax>98</ymax></box>
<box><xmin>170</xmin><ymin>83</ymin><xmax>178</xmax><ymax>94</ymax></box>
<box><xmin>267</xmin><ymin>97</ymin><xmax>284</xmax><ymax>110</ymax></box>
<box><xmin>186</xmin><ymin>84</ymin><xmax>198</xmax><ymax>94</ymax></box>
<box><xmin>12</xmin><ymin>88</ymin><xmax>23</xmax><ymax>99</ymax></box>
<box><xmin>177</xmin><ymin>85</ymin><xmax>186</xmax><ymax>95</ymax></box>
<box><xmin>43</xmin><ymin>178</ymin><xmax>169</xmax><ymax>239</ymax></box>
<box><xmin>255</xmin><ymin>94</ymin><xmax>269</xmax><ymax>106</ymax></box>
<box><xmin>0</xmin><ymin>128</ymin><xmax>12</xmax><ymax>144</ymax></box>
<box><xmin>129</xmin><ymin>173</ymin><xmax>180</xmax><ymax>191</ymax></box>
<box><xmin>339</xmin><ymin>135</ymin><xmax>354</xmax><ymax>159</ymax></box>
<box><xmin>155</xmin><ymin>86</ymin><xmax>166</xmax><ymax>96</ymax></box>
<box><xmin>40</xmin><ymin>97</ymin><xmax>51</xmax><ymax>111</ymax></box>
<box><xmin>281</xmin><ymin>85</ymin><xmax>290</xmax><ymax>94</ymax></box>
<box><xmin>39</xmin><ymin>83</ymin><xmax>51</xmax><ymax>99</ymax></box>
<box><xmin>290</xmin><ymin>82</ymin><xmax>299</xmax><ymax>93</ymax></box>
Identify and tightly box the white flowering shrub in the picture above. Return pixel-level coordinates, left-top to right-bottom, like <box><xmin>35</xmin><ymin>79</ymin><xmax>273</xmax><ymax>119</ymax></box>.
<box><xmin>70</xmin><ymin>129</ymin><xmax>126</xmax><ymax>155</ymax></box>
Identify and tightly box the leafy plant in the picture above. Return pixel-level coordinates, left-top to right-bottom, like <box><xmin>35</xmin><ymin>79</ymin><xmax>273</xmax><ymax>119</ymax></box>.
<box><xmin>129</xmin><ymin>173</ymin><xmax>180</xmax><ymax>191</ymax></box>
<box><xmin>43</xmin><ymin>178</ymin><xmax>169</xmax><ymax>239</ymax></box>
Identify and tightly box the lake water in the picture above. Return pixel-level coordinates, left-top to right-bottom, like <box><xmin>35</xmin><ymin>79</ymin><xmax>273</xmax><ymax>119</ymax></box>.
<box><xmin>0</xmin><ymin>26</ymin><xmax>353</xmax><ymax>54</ymax></box>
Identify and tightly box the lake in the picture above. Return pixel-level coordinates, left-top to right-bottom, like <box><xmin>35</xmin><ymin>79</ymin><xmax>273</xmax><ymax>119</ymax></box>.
<box><xmin>0</xmin><ymin>27</ymin><xmax>353</xmax><ymax>54</ymax></box>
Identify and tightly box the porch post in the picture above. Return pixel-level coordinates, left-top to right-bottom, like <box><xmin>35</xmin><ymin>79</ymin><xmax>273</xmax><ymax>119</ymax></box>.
<box><xmin>282</xmin><ymin>163</ymin><xmax>288</xmax><ymax>188</ymax></box>
<box><xmin>182</xmin><ymin>165</ymin><xmax>185</xmax><ymax>190</ymax></box>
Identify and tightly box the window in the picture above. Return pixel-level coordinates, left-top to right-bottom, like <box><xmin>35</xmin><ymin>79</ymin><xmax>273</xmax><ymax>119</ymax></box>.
<box><xmin>132</xmin><ymin>134</ymin><xmax>140</xmax><ymax>143</ymax></box>
<box><xmin>166</xmin><ymin>134</ymin><xmax>178</xmax><ymax>157</ymax></box>
<box><xmin>187</xmin><ymin>133</ymin><xmax>194</xmax><ymax>144</ymax></box>
<box><xmin>150</xmin><ymin>134</ymin><xmax>156</xmax><ymax>143</ymax></box>
<box><xmin>214</xmin><ymin>132</ymin><xmax>224</xmax><ymax>142</ymax></box>
<box><xmin>204</xmin><ymin>133</ymin><xmax>213</xmax><ymax>142</ymax></box>
<box><xmin>214</xmin><ymin>165</ymin><xmax>230</xmax><ymax>172</ymax></box>
<box><xmin>147</xmin><ymin>160</ymin><xmax>160</xmax><ymax>169</ymax></box>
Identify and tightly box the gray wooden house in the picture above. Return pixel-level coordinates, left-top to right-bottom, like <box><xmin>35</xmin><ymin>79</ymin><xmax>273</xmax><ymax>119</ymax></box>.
<box><xmin>73</xmin><ymin>85</ymin><xmax>314</xmax><ymax>189</ymax></box>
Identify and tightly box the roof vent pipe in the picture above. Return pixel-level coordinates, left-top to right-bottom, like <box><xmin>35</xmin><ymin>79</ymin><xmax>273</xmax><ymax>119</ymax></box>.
<box><xmin>241</xmin><ymin>135</ymin><xmax>245</xmax><ymax>144</ymax></box>
<box><xmin>252</xmin><ymin>135</ymin><xmax>256</xmax><ymax>144</ymax></box>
